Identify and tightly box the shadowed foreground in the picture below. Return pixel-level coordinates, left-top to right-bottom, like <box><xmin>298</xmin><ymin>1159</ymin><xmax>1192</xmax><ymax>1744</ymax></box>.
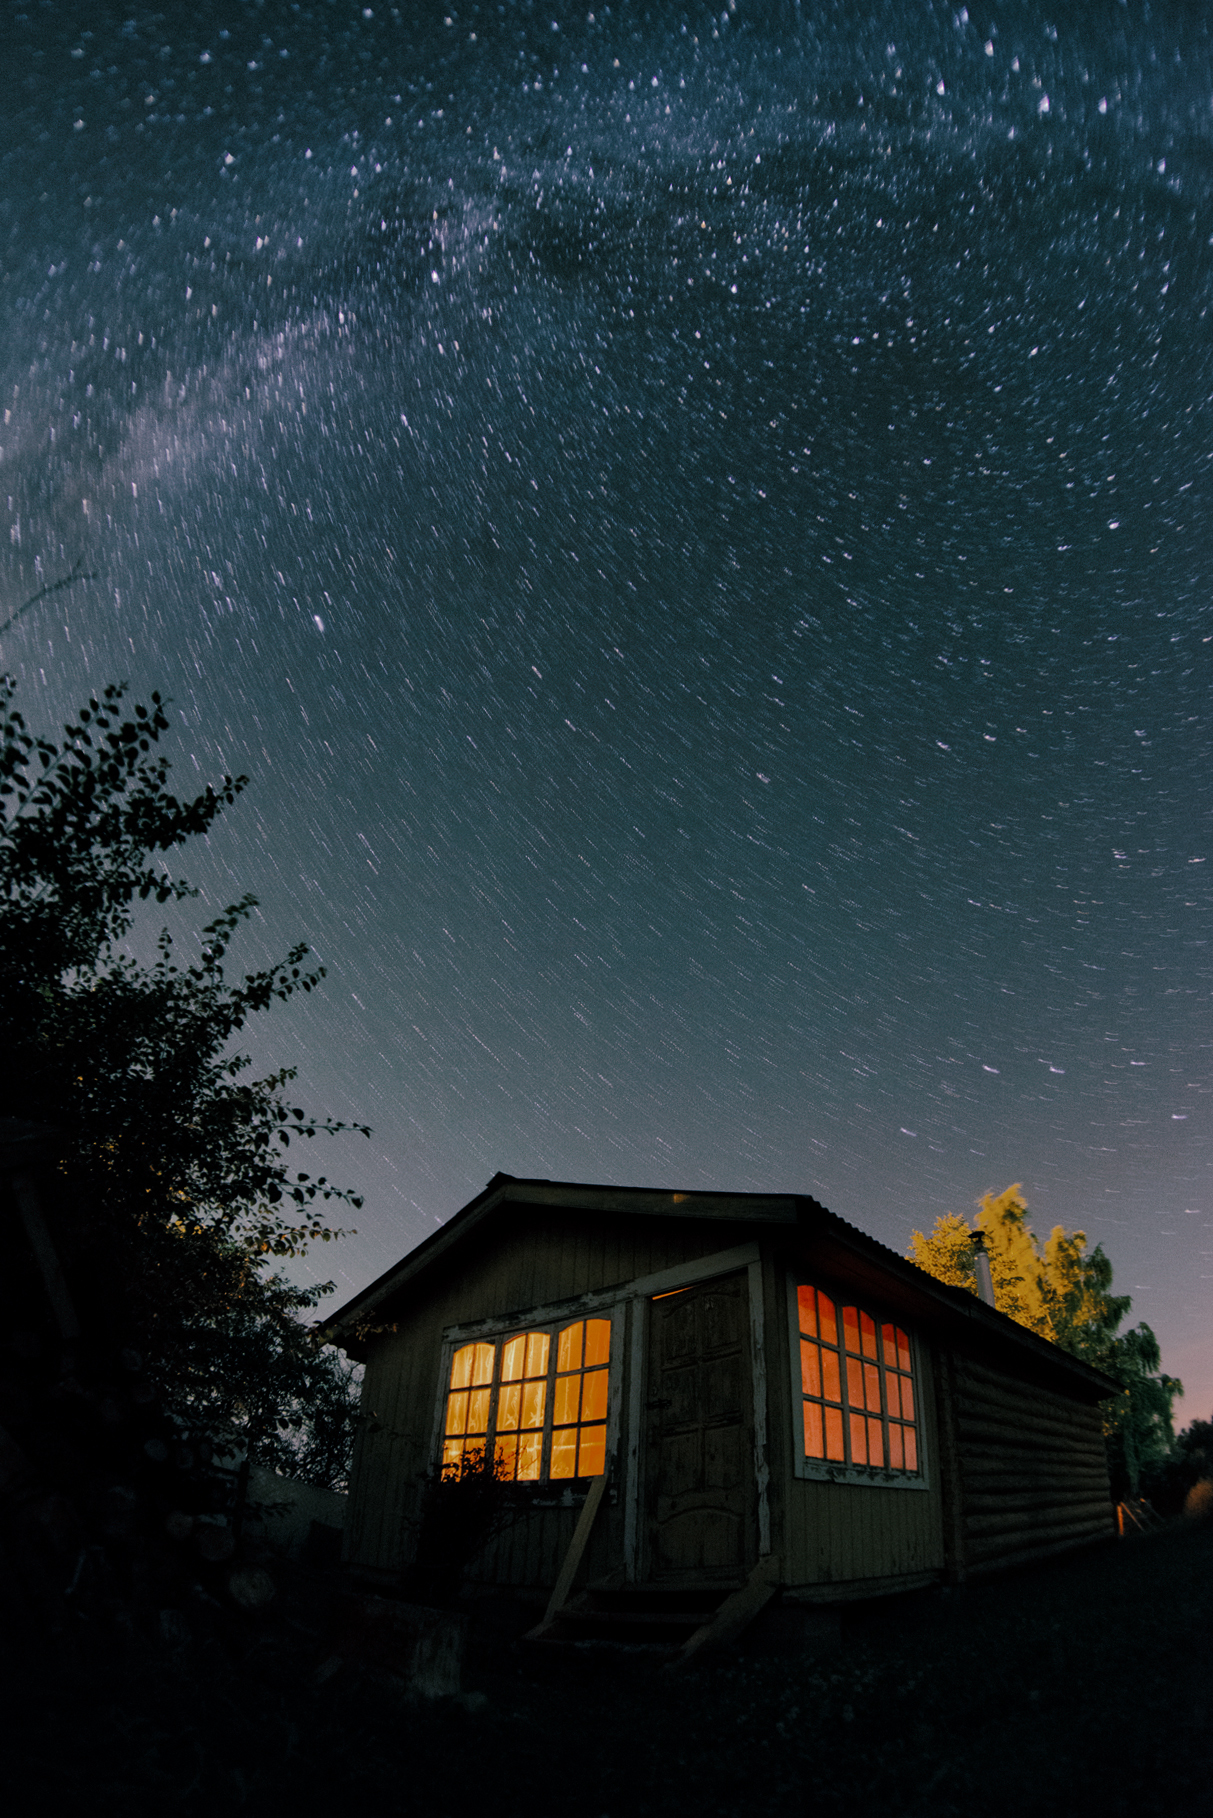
<box><xmin>4</xmin><ymin>1521</ymin><xmax>1210</xmax><ymax>1817</ymax></box>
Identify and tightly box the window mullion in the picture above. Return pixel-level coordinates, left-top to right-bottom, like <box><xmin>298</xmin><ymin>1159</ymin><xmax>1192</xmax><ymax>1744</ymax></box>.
<box><xmin>542</xmin><ymin>1335</ymin><xmax>557</xmax><ymax>1479</ymax></box>
<box><xmin>486</xmin><ymin>1344</ymin><xmax>502</xmax><ymax>1465</ymax></box>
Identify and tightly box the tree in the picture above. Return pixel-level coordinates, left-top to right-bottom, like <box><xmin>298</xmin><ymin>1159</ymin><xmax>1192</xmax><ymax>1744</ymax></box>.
<box><xmin>0</xmin><ymin>675</ymin><xmax>367</xmax><ymax>1493</ymax></box>
<box><xmin>909</xmin><ymin>1184</ymin><xmax>1181</xmax><ymax>1495</ymax></box>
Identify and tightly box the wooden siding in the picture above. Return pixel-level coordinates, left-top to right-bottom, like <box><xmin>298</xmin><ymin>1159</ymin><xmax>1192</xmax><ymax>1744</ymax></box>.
<box><xmin>769</xmin><ymin>1260</ymin><xmax>946</xmax><ymax>1591</ymax></box>
<box><xmin>466</xmin><ymin>1488</ymin><xmax>621</xmax><ymax>1594</ymax></box>
<box><xmin>947</xmin><ymin>1353</ymin><xmax>1115</xmax><ymax>1577</ymax></box>
<box><xmin>344</xmin><ymin>1209</ymin><xmax>757</xmax><ymax>1582</ymax></box>
<box><xmin>764</xmin><ymin>1250</ymin><xmax>946</xmax><ymax>1595</ymax></box>
<box><xmin>342</xmin><ymin>1207</ymin><xmax>1118</xmax><ymax>1600</ymax></box>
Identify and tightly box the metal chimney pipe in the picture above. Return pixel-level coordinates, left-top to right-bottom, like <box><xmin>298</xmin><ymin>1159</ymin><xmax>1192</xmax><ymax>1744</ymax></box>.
<box><xmin>971</xmin><ymin>1232</ymin><xmax>996</xmax><ymax>1307</ymax></box>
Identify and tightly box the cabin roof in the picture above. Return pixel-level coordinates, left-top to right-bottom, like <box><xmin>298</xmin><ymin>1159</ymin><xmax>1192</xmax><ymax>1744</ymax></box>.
<box><xmin>323</xmin><ymin>1172</ymin><xmax>1121</xmax><ymax>1400</ymax></box>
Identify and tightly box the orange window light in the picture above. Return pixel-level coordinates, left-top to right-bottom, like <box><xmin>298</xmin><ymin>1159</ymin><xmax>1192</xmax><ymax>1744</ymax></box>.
<box><xmin>443</xmin><ymin>1340</ymin><xmax>496</xmax><ymax>1475</ymax></box>
<box><xmin>797</xmin><ymin>1286</ymin><xmax>917</xmax><ymax>1475</ymax></box>
<box><xmin>443</xmin><ymin>1318</ymin><xmax>612</xmax><ymax>1485</ymax></box>
<box><xmin>551</xmin><ymin>1317</ymin><xmax>611</xmax><ymax>1479</ymax></box>
<box><xmin>494</xmin><ymin>1330</ymin><xmax>549</xmax><ymax>1481</ymax></box>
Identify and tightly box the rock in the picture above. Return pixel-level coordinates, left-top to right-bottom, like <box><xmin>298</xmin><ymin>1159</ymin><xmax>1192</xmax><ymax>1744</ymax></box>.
<box><xmin>328</xmin><ymin>1595</ymin><xmax>466</xmax><ymax>1698</ymax></box>
<box><xmin>228</xmin><ymin>1566</ymin><xmax>276</xmax><ymax>1611</ymax></box>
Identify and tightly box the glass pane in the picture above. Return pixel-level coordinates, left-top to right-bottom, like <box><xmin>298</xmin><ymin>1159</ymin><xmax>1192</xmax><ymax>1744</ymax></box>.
<box><xmin>842</xmin><ymin>1305</ymin><xmax>860</xmax><ymax>1354</ymax></box>
<box><xmin>804</xmin><ymin>1400</ymin><xmax>824</xmax><ymax>1459</ymax></box>
<box><xmin>521</xmin><ymin>1379</ymin><xmax>547</xmax><ymax>1429</ymax></box>
<box><xmin>818</xmin><ymin>1295</ymin><xmax>837</xmax><ymax>1348</ymax></box>
<box><xmin>800</xmin><ymin>1339</ymin><xmax>821</xmax><ymax>1399</ymax></box>
<box><xmin>495</xmin><ymin>1435</ymin><xmax>519</xmax><ymax>1479</ymax></box>
<box><xmin>557</xmin><ymin>1323</ymin><xmax>583</xmax><ymax>1374</ymax></box>
<box><xmin>471</xmin><ymin>1342</ymin><xmax>495</xmax><ymax>1387</ymax></box>
<box><xmin>445</xmin><ymin>1389</ymin><xmax>469</xmax><ymax>1436</ymax></box>
<box><xmin>867</xmin><ymin>1416</ymin><xmax>884</xmax><ymax>1465</ymax></box>
<box><xmin>860</xmin><ymin>1312</ymin><xmax>878</xmax><ymax>1359</ymax></box>
<box><xmin>897</xmin><ymin>1329</ymin><xmax>911</xmax><ymax>1372</ymax></box>
<box><xmin>797</xmin><ymin>1284</ymin><xmax>818</xmax><ymax>1338</ymax></box>
<box><xmin>554</xmin><ymin>1374</ymin><xmax>581</xmax><ymax>1426</ymax></box>
<box><xmin>501</xmin><ymin>1335</ymin><xmax>526</xmax><ymax>1383</ymax></box>
<box><xmin>849</xmin><ymin>1412</ymin><xmax>867</xmax><ymax>1465</ymax></box>
<box><xmin>822</xmin><ymin>1347</ymin><xmax>841</xmax><ymax>1403</ymax></box>
<box><xmin>578</xmin><ymin>1425</ymin><xmax>607</xmax><ymax>1476</ymax></box>
<box><xmin>846</xmin><ymin>1354</ymin><xmax>864</xmax><ymax>1409</ymax></box>
<box><xmin>864</xmin><ymin>1362</ymin><xmax>881</xmax><ymax>1413</ymax></box>
<box><xmin>825</xmin><ymin>1405</ymin><xmax>845</xmax><ymax>1461</ymax></box>
<box><xmin>550</xmin><ymin>1427</ymin><xmax>578</xmax><ymax>1479</ymax></box>
<box><xmin>517</xmin><ymin>1431</ymin><xmax>543</xmax><ymax>1481</ymax></box>
<box><xmin>899</xmin><ymin>1375</ymin><xmax>914</xmax><ymax>1423</ymax></box>
<box><xmin>442</xmin><ymin>1439</ymin><xmax>464</xmax><ymax>1473</ymax></box>
<box><xmin>584</xmin><ymin>1319</ymin><xmax>611</xmax><ymax>1368</ymax></box>
<box><xmin>888</xmin><ymin>1422</ymin><xmax>904</xmax><ymax>1470</ymax></box>
<box><xmin>904</xmin><ymin>1427</ymin><xmax>918</xmax><ymax>1472</ymax></box>
<box><xmin>467</xmin><ymin>1387</ymin><xmax>491</xmax><ymax>1434</ymax></box>
<box><xmin>581</xmin><ymin>1368</ymin><xmax>609</xmax><ymax>1423</ymax></box>
<box><xmin>497</xmin><ymin>1384</ymin><xmax>521</xmax><ymax>1432</ymax></box>
<box><xmin>450</xmin><ymin>1345</ymin><xmax>476</xmax><ymax>1391</ymax></box>
<box><xmin>526</xmin><ymin>1331</ymin><xmax>550</xmax><ymax>1379</ymax></box>
<box><xmin>882</xmin><ymin>1323</ymin><xmax>899</xmax><ymax>1369</ymax></box>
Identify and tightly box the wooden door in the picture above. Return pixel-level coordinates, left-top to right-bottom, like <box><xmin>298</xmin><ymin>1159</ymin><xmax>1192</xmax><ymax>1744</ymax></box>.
<box><xmin>643</xmin><ymin>1271</ymin><xmax>754</xmax><ymax>1584</ymax></box>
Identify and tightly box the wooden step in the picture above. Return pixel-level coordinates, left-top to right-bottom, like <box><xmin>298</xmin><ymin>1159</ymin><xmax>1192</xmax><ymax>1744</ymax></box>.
<box><xmin>527</xmin><ymin>1586</ymin><xmax>728</xmax><ymax>1647</ymax></box>
<box><xmin>527</xmin><ymin>1558</ymin><xmax>781</xmax><ymax>1662</ymax></box>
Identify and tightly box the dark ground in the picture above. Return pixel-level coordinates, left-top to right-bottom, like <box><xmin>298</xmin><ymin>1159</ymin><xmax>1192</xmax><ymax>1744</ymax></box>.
<box><xmin>6</xmin><ymin>1522</ymin><xmax>1211</xmax><ymax>1818</ymax></box>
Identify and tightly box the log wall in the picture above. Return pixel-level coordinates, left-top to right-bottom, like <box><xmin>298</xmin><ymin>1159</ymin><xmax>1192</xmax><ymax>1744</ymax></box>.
<box><xmin>948</xmin><ymin>1353</ymin><xmax>1115</xmax><ymax>1577</ymax></box>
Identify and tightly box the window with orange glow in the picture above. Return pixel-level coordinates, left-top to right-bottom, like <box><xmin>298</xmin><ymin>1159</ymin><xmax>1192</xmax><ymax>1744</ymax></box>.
<box><xmin>796</xmin><ymin>1286</ymin><xmax>918</xmax><ymax>1475</ymax></box>
<box><xmin>441</xmin><ymin>1317</ymin><xmax>611</xmax><ymax>1482</ymax></box>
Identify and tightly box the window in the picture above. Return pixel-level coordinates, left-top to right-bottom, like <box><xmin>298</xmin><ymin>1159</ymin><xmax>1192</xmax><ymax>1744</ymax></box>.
<box><xmin>442</xmin><ymin>1317</ymin><xmax>611</xmax><ymax>1482</ymax></box>
<box><xmin>796</xmin><ymin>1285</ymin><xmax>918</xmax><ymax>1475</ymax></box>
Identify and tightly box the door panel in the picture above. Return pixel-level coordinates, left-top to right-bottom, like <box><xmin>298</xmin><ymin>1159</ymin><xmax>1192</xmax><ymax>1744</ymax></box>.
<box><xmin>644</xmin><ymin>1272</ymin><xmax>754</xmax><ymax>1584</ymax></box>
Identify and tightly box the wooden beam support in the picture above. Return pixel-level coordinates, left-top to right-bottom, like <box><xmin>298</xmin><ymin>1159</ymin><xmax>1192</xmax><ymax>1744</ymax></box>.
<box><xmin>672</xmin><ymin>1555</ymin><xmax>780</xmax><ymax>1668</ymax></box>
<box><xmin>525</xmin><ymin>1472</ymin><xmax>608</xmax><ymax>1640</ymax></box>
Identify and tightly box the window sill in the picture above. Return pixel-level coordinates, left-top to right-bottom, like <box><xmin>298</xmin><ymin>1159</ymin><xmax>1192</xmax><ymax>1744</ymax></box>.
<box><xmin>507</xmin><ymin>1479</ymin><xmax>608</xmax><ymax>1509</ymax></box>
<box><xmin>796</xmin><ymin>1459</ymin><xmax>929</xmax><ymax>1491</ymax></box>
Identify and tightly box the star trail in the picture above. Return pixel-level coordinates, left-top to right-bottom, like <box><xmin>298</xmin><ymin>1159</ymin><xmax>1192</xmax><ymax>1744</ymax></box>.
<box><xmin>2</xmin><ymin>1</ymin><xmax>1210</xmax><ymax>1413</ymax></box>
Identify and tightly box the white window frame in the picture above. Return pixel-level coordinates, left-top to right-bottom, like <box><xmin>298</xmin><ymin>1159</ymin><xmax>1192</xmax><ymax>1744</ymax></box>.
<box><xmin>431</xmin><ymin>1299</ymin><xmax>623</xmax><ymax>1496</ymax></box>
<box><xmin>784</xmin><ymin>1272</ymin><xmax>930</xmax><ymax>1491</ymax></box>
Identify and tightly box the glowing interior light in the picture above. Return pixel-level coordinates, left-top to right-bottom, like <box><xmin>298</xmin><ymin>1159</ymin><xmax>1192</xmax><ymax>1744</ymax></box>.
<box><xmin>797</xmin><ymin>1285</ymin><xmax>916</xmax><ymax>1473</ymax></box>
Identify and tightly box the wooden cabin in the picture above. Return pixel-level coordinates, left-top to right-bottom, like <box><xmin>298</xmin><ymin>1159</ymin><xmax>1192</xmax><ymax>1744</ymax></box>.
<box><xmin>326</xmin><ymin>1176</ymin><xmax>1119</xmax><ymax>1635</ymax></box>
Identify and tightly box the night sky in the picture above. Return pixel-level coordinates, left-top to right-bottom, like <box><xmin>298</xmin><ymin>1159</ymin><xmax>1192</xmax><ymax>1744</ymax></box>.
<box><xmin>3</xmin><ymin>1</ymin><xmax>1211</xmax><ymax>1417</ymax></box>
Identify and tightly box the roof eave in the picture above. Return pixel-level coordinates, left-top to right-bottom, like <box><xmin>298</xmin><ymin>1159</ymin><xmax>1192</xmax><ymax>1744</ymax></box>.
<box><xmin>322</xmin><ymin>1174</ymin><xmax>799</xmax><ymax>1344</ymax></box>
<box><xmin>796</xmin><ymin>1198</ymin><xmax>1121</xmax><ymax>1399</ymax></box>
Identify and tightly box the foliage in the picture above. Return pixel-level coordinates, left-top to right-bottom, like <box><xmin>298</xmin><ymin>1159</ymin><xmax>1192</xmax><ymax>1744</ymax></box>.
<box><xmin>401</xmin><ymin>1447</ymin><xmax>527</xmax><ymax>1607</ymax></box>
<box><xmin>909</xmin><ymin>1184</ymin><xmax>1182</xmax><ymax>1492</ymax></box>
<box><xmin>146</xmin><ymin>1246</ymin><xmax>364</xmax><ymax>1492</ymax></box>
<box><xmin>0</xmin><ymin>675</ymin><xmax>367</xmax><ymax>1488</ymax></box>
<box><xmin>1138</xmin><ymin>1413</ymin><xmax>1213</xmax><ymax>1519</ymax></box>
<box><xmin>1175</xmin><ymin>1414</ymin><xmax>1213</xmax><ymax>1482</ymax></box>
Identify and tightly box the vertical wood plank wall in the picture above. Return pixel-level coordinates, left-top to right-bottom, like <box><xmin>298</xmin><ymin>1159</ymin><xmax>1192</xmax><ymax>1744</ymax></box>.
<box><xmin>344</xmin><ymin>1210</ymin><xmax>757</xmax><ymax>1583</ymax></box>
<box><xmin>947</xmin><ymin>1353</ymin><xmax>1115</xmax><ymax>1576</ymax></box>
<box><xmin>767</xmin><ymin>1252</ymin><xmax>947</xmax><ymax>1594</ymax></box>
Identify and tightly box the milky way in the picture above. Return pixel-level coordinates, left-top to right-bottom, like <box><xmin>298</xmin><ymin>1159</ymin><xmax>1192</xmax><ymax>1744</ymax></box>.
<box><xmin>3</xmin><ymin>1</ymin><xmax>1210</xmax><ymax>1412</ymax></box>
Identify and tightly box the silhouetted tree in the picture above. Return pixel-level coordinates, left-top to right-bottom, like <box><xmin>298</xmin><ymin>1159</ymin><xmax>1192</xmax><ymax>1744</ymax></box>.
<box><xmin>0</xmin><ymin>676</ymin><xmax>367</xmax><ymax>1496</ymax></box>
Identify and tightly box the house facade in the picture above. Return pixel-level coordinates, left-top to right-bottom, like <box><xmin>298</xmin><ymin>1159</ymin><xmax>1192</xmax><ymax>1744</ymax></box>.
<box><xmin>327</xmin><ymin>1176</ymin><xmax>1119</xmax><ymax>1606</ymax></box>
